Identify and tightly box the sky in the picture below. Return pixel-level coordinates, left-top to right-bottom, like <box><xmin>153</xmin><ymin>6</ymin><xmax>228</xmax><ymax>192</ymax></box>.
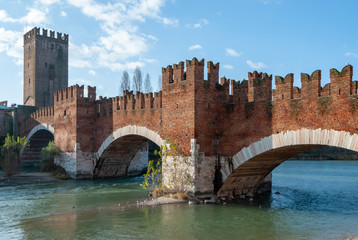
<box><xmin>1</xmin><ymin>0</ymin><xmax>358</xmax><ymax>105</ymax></box>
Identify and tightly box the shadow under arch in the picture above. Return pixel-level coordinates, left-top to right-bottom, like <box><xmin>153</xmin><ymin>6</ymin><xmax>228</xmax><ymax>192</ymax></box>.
<box><xmin>20</xmin><ymin>123</ymin><xmax>55</xmax><ymax>165</ymax></box>
<box><xmin>218</xmin><ymin>128</ymin><xmax>358</xmax><ymax>197</ymax></box>
<box><xmin>93</xmin><ymin>126</ymin><xmax>164</xmax><ymax>178</ymax></box>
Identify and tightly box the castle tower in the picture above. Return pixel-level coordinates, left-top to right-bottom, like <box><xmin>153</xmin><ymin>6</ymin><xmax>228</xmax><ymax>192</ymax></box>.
<box><xmin>23</xmin><ymin>27</ymin><xmax>68</xmax><ymax>107</ymax></box>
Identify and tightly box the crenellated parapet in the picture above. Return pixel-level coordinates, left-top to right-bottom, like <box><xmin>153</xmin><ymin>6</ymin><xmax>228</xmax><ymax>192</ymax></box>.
<box><xmin>162</xmin><ymin>58</ymin><xmax>213</xmax><ymax>90</ymax></box>
<box><xmin>117</xmin><ymin>90</ymin><xmax>162</xmax><ymax>111</ymax></box>
<box><xmin>301</xmin><ymin>70</ymin><xmax>321</xmax><ymax>98</ymax></box>
<box><xmin>207</xmin><ymin>61</ymin><xmax>220</xmax><ymax>82</ymax></box>
<box><xmin>273</xmin><ymin>73</ymin><xmax>293</xmax><ymax>101</ymax></box>
<box><xmin>231</xmin><ymin>80</ymin><xmax>249</xmax><ymax>103</ymax></box>
<box><xmin>96</xmin><ymin>96</ymin><xmax>113</xmax><ymax>117</ymax></box>
<box><xmin>248</xmin><ymin>71</ymin><xmax>272</xmax><ymax>102</ymax></box>
<box><xmin>24</xmin><ymin>27</ymin><xmax>69</xmax><ymax>44</ymax></box>
<box><xmin>330</xmin><ymin>65</ymin><xmax>354</xmax><ymax>96</ymax></box>
<box><xmin>54</xmin><ymin>85</ymin><xmax>96</xmax><ymax>104</ymax></box>
<box><xmin>30</xmin><ymin>106</ymin><xmax>54</xmax><ymax>120</ymax></box>
<box><xmin>272</xmin><ymin>65</ymin><xmax>358</xmax><ymax>101</ymax></box>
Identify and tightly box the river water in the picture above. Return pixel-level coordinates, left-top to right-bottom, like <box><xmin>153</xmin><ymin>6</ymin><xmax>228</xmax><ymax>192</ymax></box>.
<box><xmin>1</xmin><ymin>160</ymin><xmax>358</xmax><ymax>240</ymax></box>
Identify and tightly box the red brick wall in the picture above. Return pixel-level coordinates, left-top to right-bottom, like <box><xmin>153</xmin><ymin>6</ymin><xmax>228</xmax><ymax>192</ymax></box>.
<box><xmin>19</xmin><ymin>60</ymin><xmax>358</xmax><ymax>163</ymax></box>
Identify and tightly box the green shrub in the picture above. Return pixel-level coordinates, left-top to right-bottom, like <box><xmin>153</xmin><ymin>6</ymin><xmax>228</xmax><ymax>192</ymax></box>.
<box><xmin>41</xmin><ymin>141</ymin><xmax>61</xmax><ymax>171</ymax></box>
<box><xmin>0</xmin><ymin>134</ymin><xmax>28</xmax><ymax>177</ymax></box>
<box><xmin>141</xmin><ymin>137</ymin><xmax>193</xmax><ymax>197</ymax></box>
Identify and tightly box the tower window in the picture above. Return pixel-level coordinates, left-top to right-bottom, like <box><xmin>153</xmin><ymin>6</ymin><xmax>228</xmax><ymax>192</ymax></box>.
<box><xmin>28</xmin><ymin>78</ymin><xmax>30</xmax><ymax>84</ymax></box>
<box><xmin>45</xmin><ymin>62</ymin><xmax>47</xmax><ymax>67</ymax></box>
<box><xmin>51</xmin><ymin>44</ymin><xmax>54</xmax><ymax>50</ymax></box>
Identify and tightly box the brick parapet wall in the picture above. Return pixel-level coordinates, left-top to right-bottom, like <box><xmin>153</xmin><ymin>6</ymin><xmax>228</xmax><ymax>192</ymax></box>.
<box><xmin>18</xmin><ymin>59</ymin><xmax>358</xmax><ymax>164</ymax></box>
<box><xmin>219</xmin><ymin>64</ymin><xmax>358</xmax><ymax>158</ymax></box>
<box><xmin>24</xmin><ymin>27</ymin><xmax>68</xmax><ymax>45</ymax></box>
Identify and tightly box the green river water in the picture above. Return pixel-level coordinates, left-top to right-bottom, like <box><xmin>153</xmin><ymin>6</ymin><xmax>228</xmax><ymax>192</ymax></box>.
<box><xmin>1</xmin><ymin>160</ymin><xmax>358</xmax><ymax>240</ymax></box>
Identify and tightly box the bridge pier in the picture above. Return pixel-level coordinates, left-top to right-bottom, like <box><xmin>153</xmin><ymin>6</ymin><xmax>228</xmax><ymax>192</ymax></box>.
<box><xmin>55</xmin><ymin>144</ymin><xmax>97</xmax><ymax>179</ymax></box>
<box><xmin>55</xmin><ymin>142</ymin><xmax>150</xmax><ymax>179</ymax></box>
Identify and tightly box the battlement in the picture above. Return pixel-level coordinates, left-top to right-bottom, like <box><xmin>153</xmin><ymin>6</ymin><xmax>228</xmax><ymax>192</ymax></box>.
<box><xmin>162</xmin><ymin>58</ymin><xmax>218</xmax><ymax>87</ymax></box>
<box><xmin>96</xmin><ymin>96</ymin><xmax>114</xmax><ymax>116</ymax></box>
<box><xmin>231</xmin><ymin>80</ymin><xmax>249</xmax><ymax>103</ymax></box>
<box><xmin>113</xmin><ymin>90</ymin><xmax>162</xmax><ymax>112</ymax></box>
<box><xmin>55</xmin><ymin>85</ymin><xmax>96</xmax><ymax>103</ymax></box>
<box><xmin>30</xmin><ymin>106</ymin><xmax>54</xmax><ymax>119</ymax></box>
<box><xmin>24</xmin><ymin>27</ymin><xmax>69</xmax><ymax>44</ymax></box>
<box><xmin>274</xmin><ymin>74</ymin><xmax>294</xmax><ymax>100</ymax></box>
<box><xmin>273</xmin><ymin>65</ymin><xmax>357</xmax><ymax>101</ymax></box>
<box><xmin>248</xmin><ymin>71</ymin><xmax>272</xmax><ymax>102</ymax></box>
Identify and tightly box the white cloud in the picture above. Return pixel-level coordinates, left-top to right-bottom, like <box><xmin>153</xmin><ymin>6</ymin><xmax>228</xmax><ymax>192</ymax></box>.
<box><xmin>1</xmin><ymin>0</ymin><xmax>176</xmax><ymax>72</ymax></box>
<box><xmin>223</xmin><ymin>64</ymin><xmax>234</xmax><ymax>69</ymax></box>
<box><xmin>226</xmin><ymin>48</ymin><xmax>242</xmax><ymax>57</ymax></box>
<box><xmin>0</xmin><ymin>8</ymin><xmax>49</xmax><ymax>25</ymax></box>
<box><xmin>0</xmin><ymin>28</ymin><xmax>23</xmax><ymax>65</ymax></box>
<box><xmin>37</xmin><ymin>0</ymin><xmax>60</xmax><ymax>5</ymax></box>
<box><xmin>66</xmin><ymin>0</ymin><xmax>176</xmax><ymax>71</ymax></box>
<box><xmin>89</xmin><ymin>70</ymin><xmax>96</xmax><ymax>75</ymax></box>
<box><xmin>100</xmin><ymin>61</ymin><xmax>145</xmax><ymax>71</ymax></box>
<box><xmin>189</xmin><ymin>44</ymin><xmax>202</xmax><ymax>50</ymax></box>
<box><xmin>25</xmin><ymin>8</ymin><xmax>48</xmax><ymax>25</ymax></box>
<box><xmin>69</xmin><ymin>43</ymin><xmax>92</xmax><ymax>68</ymax></box>
<box><xmin>187</xmin><ymin>18</ymin><xmax>209</xmax><ymax>29</ymax></box>
<box><xmin>345</xmin><ymin>52</ymin><xmax>358</xmax><ymax>58</ymax></box>
<box><xmin>246</xmin><ymin>60</ymin><xmax>268</xmax><ymax>69</ymax></box>
<box><xmin>0</xmin><ymin>10</ymin><xmax>16</xmax><ymax>22</ymax></box>
<box><xmin>162</xmin><ymin>17</ymin><xmax>178</xmax><ymax>26</ymax></box>
<box><xmin>69</xmin><ymin>78</ymin><xmax>95</xmax><ymax>86</ymax></box>
<box><xmin>140</xmin><ymin>57</ymin><xmax>158</xmax><ymax>63</ymax></box>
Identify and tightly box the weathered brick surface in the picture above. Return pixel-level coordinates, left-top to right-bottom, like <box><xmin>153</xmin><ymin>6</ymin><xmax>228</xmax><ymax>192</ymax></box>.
<box><xmin>23</xmin><ymin>27</ymin><xmax>68</xmax><ymax>108</ymax></box>
<box><xmin>19</xmin><ymin>59</ymin><xmax>358</xmax><ymax>196</ymax></box>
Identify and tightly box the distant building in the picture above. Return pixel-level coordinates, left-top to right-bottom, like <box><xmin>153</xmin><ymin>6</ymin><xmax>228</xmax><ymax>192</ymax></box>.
<box><xmin>1</xmin><ymin>27</ymin><xmax>67</xmax><ymax>141</ymax></box>
<box><xmin>23</xmin><ymin>27</ymin><xmax>69</xmax><ymax>107</ymax></box>
<box><xmin>0</xmin><ymin>102</ymin><xmax>13</xmax><ymax>143</ymax></box>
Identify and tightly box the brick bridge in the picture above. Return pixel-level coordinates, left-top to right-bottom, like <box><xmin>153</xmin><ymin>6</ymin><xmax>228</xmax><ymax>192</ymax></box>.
<box><xmin>19</xmin><ymin>58</ymin><xmax>358</xmax><ymax>197</ymax></box>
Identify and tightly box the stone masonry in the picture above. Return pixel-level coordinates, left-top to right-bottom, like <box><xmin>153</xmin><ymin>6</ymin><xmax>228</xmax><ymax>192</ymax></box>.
<box><xmin>19</xmin><ymin>58</ymin><xmax>358</xmax><ymax>197</ymax></box>
<box><xmin>23</xmin><ymin>27</ymin><xmax>68</xmax><ymax>108</ymax></box>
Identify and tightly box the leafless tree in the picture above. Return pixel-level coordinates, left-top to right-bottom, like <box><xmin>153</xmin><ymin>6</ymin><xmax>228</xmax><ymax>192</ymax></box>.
<box><xmin>119</xmin><ymin>70</ymin><xmax>130</xmax><ymax>95</ymax></box>
<box><xmin>132</xmin><ymin>66</ymin><xmax>142</xmax><ymax>92</ymax></box>
<box><xmin>144</xmin><ymin>73</ymin><xmax>153</xmax><ymax>93</ymax></box>
<box><xmin>157</xmin><ymin>75</ymin><xmax>162</xmax><ymax>91</ymax></box>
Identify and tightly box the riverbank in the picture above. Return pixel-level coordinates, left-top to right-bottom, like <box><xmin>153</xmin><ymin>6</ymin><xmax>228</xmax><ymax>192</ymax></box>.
<box><xmin>0</xmin><ymin>172</ymin><xmax>58</xmax><ymax>183</ymax></box>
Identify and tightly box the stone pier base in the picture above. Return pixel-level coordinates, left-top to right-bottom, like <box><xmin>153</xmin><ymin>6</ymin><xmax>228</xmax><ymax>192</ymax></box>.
<box><xmin>54</xmin><ymin>147</ymin><xmax>97</xmax><ymax>179</ymax></box>
<box><xmin>256</xmin><ymin>173</ymin><xmax>272</xmax><ymax>195</ymax></box>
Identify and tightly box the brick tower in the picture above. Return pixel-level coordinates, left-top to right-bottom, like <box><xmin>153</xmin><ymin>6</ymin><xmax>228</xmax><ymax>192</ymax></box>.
<box><xmin>23</xmin><ymin>27</ymin><xmax>68</xmax><ymax>107</ymax></box>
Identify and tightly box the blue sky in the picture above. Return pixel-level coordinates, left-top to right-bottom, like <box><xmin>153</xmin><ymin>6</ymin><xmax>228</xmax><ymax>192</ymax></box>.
<box><xmin>1</xmin><ymin>0</ymin><xmax>358</xmax><ymax>105</ymax></box>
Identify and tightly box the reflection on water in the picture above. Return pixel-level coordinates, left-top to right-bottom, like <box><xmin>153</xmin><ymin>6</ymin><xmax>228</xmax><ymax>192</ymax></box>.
<box><xmin>1</xmin><ymin>161</ymin><xmax>358</xmax><ymax>240</ymax></box>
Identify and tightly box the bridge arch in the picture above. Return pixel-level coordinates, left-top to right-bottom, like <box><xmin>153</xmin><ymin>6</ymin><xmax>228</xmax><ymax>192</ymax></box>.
<box><xmin>218</xmin><ymin>128</ymin><xmax>358</xmax><ymax>197</ymax></box>
<box><xmin>94</xmin><ymin>125</ymin><xmax>164</xmax><ymax>178</ymax></box>
<box><xmin>20</xmin><ymin>123</ymin><xmax>55</xmax><ymax>165</ymax></box>
<box><xmin>97</xmin><ymin>125</ymin><xmax>164</xmax><ymax>158</ymax></box>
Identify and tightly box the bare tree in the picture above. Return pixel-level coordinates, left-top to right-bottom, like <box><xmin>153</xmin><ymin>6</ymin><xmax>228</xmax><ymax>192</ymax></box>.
<box><xmin>119</xmin><ymin>70</ymin><xmax>130</xmax><ymax>95</ymax></box>
<box><xmin>157</xmin><ymin>75</ymin><xmax>162</xmax><ymax>91</ymax></box>
<box><xmin>132</xmin><ymin>66</ymin><xmax>142</xmax><ymax>92</ymax></box>
<box><xmin>144</xmin><ymin>73</ymin><xmax>153</xmax><ymax>93</ymax></box>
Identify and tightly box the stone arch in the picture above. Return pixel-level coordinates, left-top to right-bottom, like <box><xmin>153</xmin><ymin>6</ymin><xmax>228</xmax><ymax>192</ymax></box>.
<box><xmin>20</xmin><ymin>123</ymin><xmax>55</xmax><ymax>154</ymax></box>
<box><xmin>97</xmin><ymin>125</ymin><xmax>164</xmax><ymax>159</ymax></box>
<box><xmin>93</xmin><ymin>125</ymin><xmax>164</xmax><ymax>178</ymax></box>
<box><xmin>218</xmin><ymin>128</ymin><xmax>358</xmax><ymax>196</ymax></box>
<box><xmin>20</xmin><ymin>123</ymin><xmax>55</xmax><ymax>164</ymax></box>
